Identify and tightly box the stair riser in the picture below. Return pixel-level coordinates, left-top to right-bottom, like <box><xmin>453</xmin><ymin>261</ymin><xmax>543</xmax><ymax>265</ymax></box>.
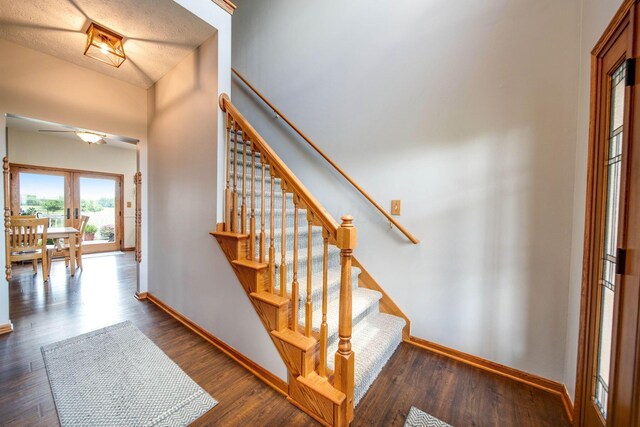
<box><xmin>326</xmin><ymin>314</ymin><xmax>405</xmax><ymax>407</ymax></box>
<box><xmin>297</xmin><ymin>298</ymin><xmax>380</xmax><ymax>342</ymax></box>
<box><xmin>228</xmin><ymin>191</ymin><xmax>293</xmax><ymax>207</ymax></box>
<box><xmin>231</xmin><ymin>156</ymin><xmax>270</xmax><ymax>170</ymax></box>
<box><xmin>233</xmin><ymin>223</ymin><xmax>324</xmax><ymax>254</ymax></box>
<box><xmin>322</xmin><ymin>301</ymin><xmax>380</xmax><ymax>350</ymax></box>
<box><xmin>276</xmin><ymin>268</ymin><xmax>359</xmax><ymax>313</ymax></box>
<box><xmin>232</xmin><ymin>172</ymin><xmax>281</xmax><ymax>187</ymax></box>
<box><xmin>278</xmin><ymin>249</ymin><xmax>342</xmax><ymax>280</ymax></box>
<box><xmin>251</xmin><ymin>228</ymin><xmax>324</xmax><ymax>252</ymax></box>
<box><xmin>232</xmin><ymin>205</ymin><xmax>308</xmax><ymax>230</ymax></box>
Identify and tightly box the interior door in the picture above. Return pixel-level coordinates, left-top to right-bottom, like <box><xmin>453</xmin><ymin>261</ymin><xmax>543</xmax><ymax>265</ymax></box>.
<box><xmin>578</xmin><ymin>2</ymin><xmax>640</xmax><ymax>426</ymax></box>
<box><xmin>72</xmin><ymin>173</ymin><xmax>122</xmax><ymax>254</ymax></box>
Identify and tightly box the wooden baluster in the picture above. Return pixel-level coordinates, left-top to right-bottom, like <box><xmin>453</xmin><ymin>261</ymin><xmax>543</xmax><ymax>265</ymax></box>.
<box><xmin>269</xmin><ymin>165</ymin><xmax>276</xmax><ymax>293</ymax></box>
<box><xmin>335</xmin><ymin>215</ymin><xmax>356</xmax><ymax>422</ymax></box>
<box><xmin>280</xmin><ymin>181</ymin><xmax>287</xmax><ymax>298</ymax></box>
<box><xmin>260</xmin><ymin>152</ymin><xmax>266</xmax><ymax>264</ymax></box>
<box><xmin>4</xmin><ymin>158</ymin><xmax>10</xmax><ymax>281</ymax></box>
<box><xmin>241</xmin><ymin>133</ymin><xmax>248</xmax><ymax>234</ymax></box>
<box><xmin>249</xmin><ymin>144</ymin><xmax>256</xmax><ymax>260</ymax></box>
<box><xmin>305</xmin><ymin>212</ymin><xmax>313</xmax><ymax>337</ymax></box>
<box><xmin>134</xmin><ymin>172</ymin><xmax>142</xmax><ymax>263</ymax></box>
<box><xmin>290</xmin><ymin>196</ymin><xmax>300</xmax><ymax>331</ymax></box>
<box><xmin>232</xmin><ymin>122</ymin><xmax>239</xmax><ymax>233</ymax></box>
<box><xmin>224</xmin><ymin>114</ymin><xmax>232</xmax><ymax>231</ymax></box>
<box><xmin>319</xmin><ymin>229</ymin><xmax>329</xmax><ymax>377</ymax></box>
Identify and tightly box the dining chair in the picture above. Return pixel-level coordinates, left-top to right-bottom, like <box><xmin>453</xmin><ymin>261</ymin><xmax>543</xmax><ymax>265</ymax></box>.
<box><xmin>10</xmin><ymin>215</ymin><xmax>39</xmax><ymax>273</ymax></box>
<box><xmin>47</xmin><ymin>215</ymin><xmax>89</xmax><ymax>275</ymax></box>
<box><xmin>9</xmin><ymin>218</ymin><xmax>49</xmax><ymax>282</ymax></box>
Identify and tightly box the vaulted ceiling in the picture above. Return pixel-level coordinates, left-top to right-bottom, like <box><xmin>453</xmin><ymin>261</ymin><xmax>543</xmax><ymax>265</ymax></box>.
<box><xmin>0</xmin><ymin>0</ymin><xmax>216</xmax><ymax>88</ymax></box>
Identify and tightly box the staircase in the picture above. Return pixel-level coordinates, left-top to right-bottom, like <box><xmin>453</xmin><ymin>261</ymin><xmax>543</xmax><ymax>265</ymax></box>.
<box><xmin>212</xmin><ymin>94</ymin><xmax>408</xmax><ymax>426</ymax></box>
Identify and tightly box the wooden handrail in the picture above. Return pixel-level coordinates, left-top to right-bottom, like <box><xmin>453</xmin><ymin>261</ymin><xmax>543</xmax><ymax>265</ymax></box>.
<box><xmin>220</xmin><ymin>94</ymin><xmax>340</xmax><ymax>237</ymax></box>
<box><xmin>231</xmin><ymin>68</ymin><xmax>420</xmax><ymax>244</ymax></box>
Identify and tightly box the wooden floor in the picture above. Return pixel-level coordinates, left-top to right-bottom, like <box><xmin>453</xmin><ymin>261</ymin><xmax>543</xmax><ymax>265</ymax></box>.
<box><xmin>0</xmin><ymin>253</ymin><xmax>570</xmax><ymax>426</ymax></box>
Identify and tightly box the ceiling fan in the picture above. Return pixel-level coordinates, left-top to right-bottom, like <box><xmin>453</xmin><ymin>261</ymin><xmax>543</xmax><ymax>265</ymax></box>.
<box><xmin>38</xmin><ymin>129</ymin><xmax>107</xmax><ymax>144</ymax></box>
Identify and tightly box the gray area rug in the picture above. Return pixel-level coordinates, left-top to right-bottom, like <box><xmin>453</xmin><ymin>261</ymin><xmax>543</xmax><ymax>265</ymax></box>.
<box><xmin>41</xmin><ymin>321</ymin><xmax>217</xmax><ymax>426</ymax></box>
<box><xmin>404</xmin><ymin>406</ymin><xmax>453</xmax><ymax>427</ymax></box>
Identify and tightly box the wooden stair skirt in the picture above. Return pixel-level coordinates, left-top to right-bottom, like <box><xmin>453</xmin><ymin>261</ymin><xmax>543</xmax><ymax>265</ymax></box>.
<box><xmin>212</xmin><ymin>230</ymin><xmax>351</xmax><ymax>426</ymax></box>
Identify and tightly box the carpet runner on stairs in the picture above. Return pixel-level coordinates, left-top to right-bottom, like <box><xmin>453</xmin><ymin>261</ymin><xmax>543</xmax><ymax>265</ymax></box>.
<box><xmin>230</xmin><ymin>133</ymin><xmax>405</xmax><ymax>406</ymax></box>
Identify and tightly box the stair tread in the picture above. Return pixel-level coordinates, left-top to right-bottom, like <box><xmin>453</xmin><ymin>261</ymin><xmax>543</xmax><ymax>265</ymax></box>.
<box><xmin>232</xmin><ymin>259</ymin><xmax>268</xmax><ymax>270</ymax></box>
<box><xmin>271</xmin><ymin>328</ymin><xmax>316</xmax><ymax>351</ymax></box>
<box><xmin>276</xmin><ymin>244</ymin><xmax>341</xmax><ymax>267</ymax></box>
<box><xmin>277</xmin><ymin>267</ymin><xmax>359</xmax><ymax>299</ymax></box>
<box><xmin>326</xmin><ymin>312</ymin><xmax>405</xmax><ymax>406</ymax></box>
<box><xmin>304</xmin><ymin>288</ymin><xmax>382</xmax><ymax>336</ymax></box>
<box><xmin>233</xmin><ymin>171</ymin><xmax>280</xmax><ymax>183</ymax></box>
<box><xmin>296</xmin><ymin>372</ymin><xmax>346</xmax><ymax>405</ymax></box>
<box><xmin>210</xmin><ymin>230</ymin><xmax>249</xmax><ymax>239</ymax></box>
<box><xmin>250</xmin><ymin>291</ymin><xmax>289</xmax><ymax>307</ymax></box>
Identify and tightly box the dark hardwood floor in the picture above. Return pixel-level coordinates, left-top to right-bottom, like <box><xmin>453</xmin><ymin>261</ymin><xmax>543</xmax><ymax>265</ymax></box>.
<box><xmin>355</xmin><ymin>345</ymin><xmax>571</xmax><ymax>427</ymax></box>
<box><xmin>0</xmin><ymin>253</ymin><xmax>570</xmax><ymax>426</ymax></box>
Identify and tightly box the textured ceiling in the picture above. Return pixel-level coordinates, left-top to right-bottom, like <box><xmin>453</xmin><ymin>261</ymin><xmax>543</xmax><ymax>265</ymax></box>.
<box><xmin>0</xmin><ymin>0</ymin><xmax>216</xmax><ymax>88</ymax></box>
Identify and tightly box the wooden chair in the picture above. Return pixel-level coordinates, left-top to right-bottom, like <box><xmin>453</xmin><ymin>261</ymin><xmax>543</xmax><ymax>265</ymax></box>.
<box><xmin>47</xmin><ymin>215</ymin><xmax>89</xmax><ymax>275</ymax></box>
<box><xmin>9</xmin><ymin>218</ymin><xmax>49</xmax><ymax>282</ymax></box>
<box><xmin>10</xmin><ymin>215</ymin><xmax>39</xmax><ymax>273</ymax></box>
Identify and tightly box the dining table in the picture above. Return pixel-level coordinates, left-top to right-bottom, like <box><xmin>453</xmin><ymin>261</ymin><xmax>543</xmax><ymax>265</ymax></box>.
<box><xmin>47</xmin><ymin>227</ymin><xmax>80</xmax><ymax>276</ymax></box>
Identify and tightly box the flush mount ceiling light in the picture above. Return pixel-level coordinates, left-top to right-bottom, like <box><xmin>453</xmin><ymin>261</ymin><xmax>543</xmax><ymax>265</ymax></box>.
<box><xmin>75</xmin><ymin>131</ymin><xmax>106</xmax><ymax>144</ymax></box>
<box><xmin>84</xmin><ymin>22</ymin><xmax>126</xmax><ymax>68</ymax></box>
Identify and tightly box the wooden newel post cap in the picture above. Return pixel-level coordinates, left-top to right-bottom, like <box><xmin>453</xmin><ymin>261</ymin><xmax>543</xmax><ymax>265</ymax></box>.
<box><xmin>219</xmin><ymin>93</ymin><xmax>231</xmax><ymax>111</ymax></box>
<box><xmin>337</xmin><ymin>215</ymin><xmax>356</xmax><ymax>250</ymax></box>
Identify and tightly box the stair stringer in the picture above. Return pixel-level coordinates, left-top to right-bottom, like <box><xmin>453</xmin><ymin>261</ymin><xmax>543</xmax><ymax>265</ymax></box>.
<box><xmin>210</xmin><ymin>228</ymin><xmax>348</xmax><ymax>426</ymax></box>
<box><xmin>352</xmin><ymin>257</ymin><xmax>411</xmax><ymax>341</ymax></box>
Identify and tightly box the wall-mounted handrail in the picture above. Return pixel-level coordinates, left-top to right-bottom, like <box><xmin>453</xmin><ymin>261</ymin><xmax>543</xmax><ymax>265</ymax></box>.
<box><xmin>231</xmin><ymin>68</ymin><xmax>420</xmax><ymax>244</ymax></box>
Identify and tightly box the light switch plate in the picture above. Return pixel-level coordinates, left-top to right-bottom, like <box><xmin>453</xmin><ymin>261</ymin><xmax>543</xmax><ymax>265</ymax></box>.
<box><xmin>127</xmin><ymin>202</ymin><xmax>132</xmax><ymax>208</ymax></box>
<box><xmin>391</xmin><ymin>200</ymin><xmax>401</xmax><ymax>215</ymax></box>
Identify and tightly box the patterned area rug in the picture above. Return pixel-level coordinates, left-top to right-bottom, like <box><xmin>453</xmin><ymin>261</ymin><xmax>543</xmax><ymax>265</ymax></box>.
<box><xmin>404</xmin><ymin>406</ymin><xmax>453</xmax><ymax>427</ymax></box>
<box><xmin>42</xmin><ymin>321</ymin><xmax>217</xmax><ymax>426</ymax></box>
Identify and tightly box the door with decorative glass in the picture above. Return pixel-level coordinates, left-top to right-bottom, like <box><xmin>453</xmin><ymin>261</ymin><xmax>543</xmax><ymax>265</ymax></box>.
<box><xmin>578</xmin><ymin>1</ymin><xmax>640</xmax><ymax>426</ymax></box>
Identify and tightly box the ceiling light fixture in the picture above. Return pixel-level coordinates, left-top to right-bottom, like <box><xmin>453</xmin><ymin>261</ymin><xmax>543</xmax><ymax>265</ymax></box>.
<box><xmin>75</xmin><ymin>131</ymin><xmax>106</xmax><ymax>144</ymax></box>
<box><xmin>84</xmin><ymin>22</ymin><xmax>126</xmax><ymax>68</ymax></box>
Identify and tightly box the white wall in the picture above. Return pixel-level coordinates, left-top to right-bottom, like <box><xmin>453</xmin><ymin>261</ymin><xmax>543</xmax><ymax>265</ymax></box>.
<box><xmin>564</xmin><ymin>0</ymin><xmax>623</xmax><ymax>400</ymax></box>
<box><xmin>147</xmin><ymin>34</ymin><xmax>287</xmax><ymax>379</ymax></box>
<box><xmin>0</xmin><ymin>39</ymin><xmax>148</xmax><ymax>327</ymax></box>
<box><xmin>7</xmin><ymin>127</ymin><xmax>137</xmax><ymax>248</ymax></box>
<box><xmin>231</xmin><ymin>0</ymin><xmax>582</xmax><ymax>384</ymax></box>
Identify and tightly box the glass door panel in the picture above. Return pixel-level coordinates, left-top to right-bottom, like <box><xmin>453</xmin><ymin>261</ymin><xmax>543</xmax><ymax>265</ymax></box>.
<box><xmin>13</xmin><ymin>170</ymin><xmax>71</xmax><ymax>227</ymax></box>
<box><xmin>75</xmin><ymin>174</ymin><xmax>121</xmax><ymax>253</ymax></box>
<box><xmin>593</xmin><ymin>61</ymin><xmax>626</xmax><ymax>420</ymax></box>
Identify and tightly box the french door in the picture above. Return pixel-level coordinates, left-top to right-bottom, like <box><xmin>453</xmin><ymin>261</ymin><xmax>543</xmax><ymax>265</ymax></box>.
<box><xmin>578</xmin><ymin>1</ymin><xmax>640</xmax><ymax>426</ymax></box>
<box><xmin>10</xmin><ymin>164</ymin><xmax>123</xmax><ymax>254</ymax></box>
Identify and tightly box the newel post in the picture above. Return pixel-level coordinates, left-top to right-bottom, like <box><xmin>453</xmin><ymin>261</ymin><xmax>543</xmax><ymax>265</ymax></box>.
<box><xmin>335</xmin><ymin>215</ymin><xmax>356</xmax><ymax>423</ymax></box>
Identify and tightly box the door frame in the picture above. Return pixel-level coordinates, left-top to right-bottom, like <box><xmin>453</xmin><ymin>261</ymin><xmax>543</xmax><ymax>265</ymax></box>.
<box><xmin>9</xmin><ymin>163</ymin><xmax>125</xmax><ymax>253</ymax></box>
<box><xmin>575</xmin><ymin>0</ymin><xmax>640</xmax><ymax>425</ymax></box>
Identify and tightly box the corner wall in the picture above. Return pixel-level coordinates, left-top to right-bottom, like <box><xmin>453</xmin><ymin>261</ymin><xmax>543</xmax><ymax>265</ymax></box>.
<box><xmin>231</xmin><ymin>0</ymin><xmax>581</xmax><ymax>384</ymax></box>
<box><xmin>146</xmin><ymin>34</ymin><xmax>287</xmax><ymax>379</ymax></box>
